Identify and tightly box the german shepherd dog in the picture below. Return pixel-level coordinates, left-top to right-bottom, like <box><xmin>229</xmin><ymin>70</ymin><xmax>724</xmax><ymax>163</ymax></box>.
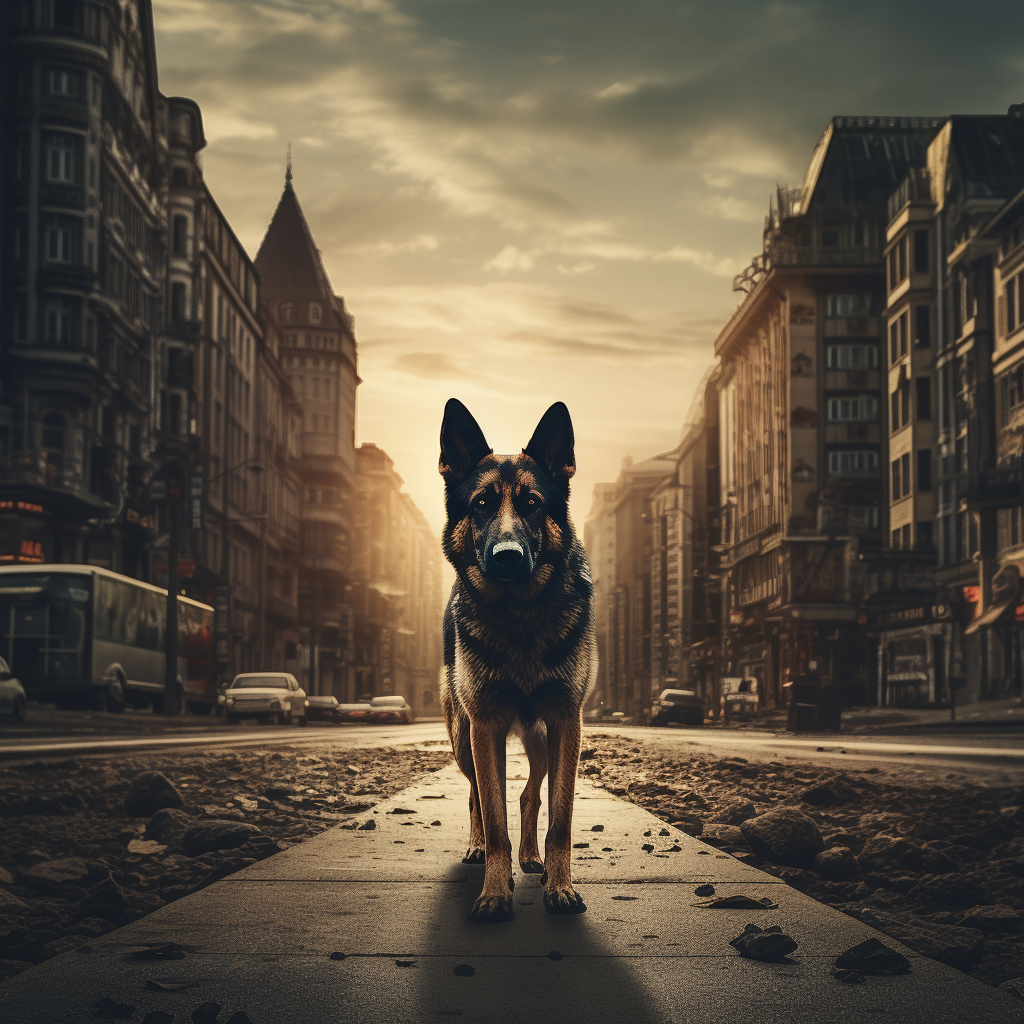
<box><xmin>439</xmin><ymin>399</ymin><xmax>596</xmax><ymax>923</ymax></box>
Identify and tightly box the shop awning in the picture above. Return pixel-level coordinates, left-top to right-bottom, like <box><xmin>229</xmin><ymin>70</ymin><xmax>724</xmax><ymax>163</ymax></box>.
<box><xmin>964</xmin><ymin>564</ymin><xmax>1020</xmax><ymax>635</ymax></box>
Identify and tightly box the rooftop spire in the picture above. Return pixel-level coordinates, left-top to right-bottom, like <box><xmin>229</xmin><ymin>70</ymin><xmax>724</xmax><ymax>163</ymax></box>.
<box><xmin>285</xmin><ymin>142</ymin><xmax>292</xmax><ymax>188</ymax></box>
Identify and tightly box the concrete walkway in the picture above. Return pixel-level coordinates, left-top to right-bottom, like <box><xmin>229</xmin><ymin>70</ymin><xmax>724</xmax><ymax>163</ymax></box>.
<box><xmin>2</xmin><ymin>748</ymin><xmax>1021</xmax><ymax>1023</ymax></box>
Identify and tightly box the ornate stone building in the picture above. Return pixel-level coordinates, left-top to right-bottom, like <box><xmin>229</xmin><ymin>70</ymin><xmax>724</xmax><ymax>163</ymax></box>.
<box><xmin>254</xmin><ymin>172</ymin><xmax>360</xmax><ymax>696</ymax></box>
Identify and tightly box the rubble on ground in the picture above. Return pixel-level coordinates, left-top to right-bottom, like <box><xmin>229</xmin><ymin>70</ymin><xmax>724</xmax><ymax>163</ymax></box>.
<box><xmin>582</xmin><ymin>735</ymin><xmax>1024</xmax><ymax>996</ymax></box>
<box><xmin>0</xmin><ymin>746</ymin><xmax>449</xmax><ymax>978</ymax></box>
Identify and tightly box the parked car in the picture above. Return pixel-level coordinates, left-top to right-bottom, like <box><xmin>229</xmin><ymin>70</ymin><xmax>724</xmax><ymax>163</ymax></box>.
<box><xmin>0</xmin><ymin>656</ymin><xmax>27</xmax><ymax>722</ymax></box>
<box><xmin>306</xmin><ymin>695</ymin><xmax>340</xmax><ymax>723</ymax></box>
<box><xmin>368</xmin><ymin>695</ymin><xmax>414</xmax><ymax>724</ymax></box>
<box><xmin>336</xmin><ymin>702</ymin><xmax>374</xmax><ymax>723</ymax></box>
<box><xmin>223</xmin><ymin>673</ymin><xmax>308</xmax><ymax>725</ymax></box>
<box><xmin>720</xmin><ymin>677</ymin><xmax>760</xmax><ymax>723</ymax></box>
<box><xmin>651</xmin><ymin>688</ymin><xmax>705</xmax><ymax>727</ymax></box>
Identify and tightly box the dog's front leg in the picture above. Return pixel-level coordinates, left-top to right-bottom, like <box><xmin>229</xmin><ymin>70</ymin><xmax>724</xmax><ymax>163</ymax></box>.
<box><xmin>469</xmin><ymin>718</ymin><xmax>513</xmax><ymax>922</ymax></box>
<box><xmin>543</xmin><ymin>712</ymin><xmax>586</xmax><ymax>914</ymax></box>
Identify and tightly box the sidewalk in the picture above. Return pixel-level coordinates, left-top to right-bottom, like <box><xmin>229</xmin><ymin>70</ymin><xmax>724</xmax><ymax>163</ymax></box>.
<box><xmin>2</xmin><ymin>751</ymin><xmax>1021</xmax><ymax>1023</ymax></box>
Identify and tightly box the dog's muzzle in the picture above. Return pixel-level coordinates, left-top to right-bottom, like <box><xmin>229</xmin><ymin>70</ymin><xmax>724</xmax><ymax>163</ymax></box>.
<box><xmin>487</xmin><ymin>539</ymin><xmax>533</xmax><ymax>579</ymax></box>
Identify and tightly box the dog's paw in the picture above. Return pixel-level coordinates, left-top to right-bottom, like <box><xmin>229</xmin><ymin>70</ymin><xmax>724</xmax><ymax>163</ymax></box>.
<box><xmin>470</xmin><ymin>894</ymin><xmax>514</xmax><ymax>923</ymax></box>
<box><xmin>462</xmin><ymin>847</ymin><xmax>485</xmax><ymax>864</ymax></box>
<box><xmin>544</xmin><ymin>886</ymin><xmax>587</xmax><ymax>915</ymax></box>
<box><xmin>519</xmin><ymin>859</ymin><xmax>545</xmax><ymax>874</ymax></box>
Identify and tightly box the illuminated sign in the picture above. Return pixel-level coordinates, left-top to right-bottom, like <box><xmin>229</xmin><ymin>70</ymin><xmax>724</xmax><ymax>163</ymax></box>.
<box><xmin>0</xmin><ymin>500</ymin><xmax>45</xmax><ymax>514</ymax></box>
<box><xmin>962</xmin><ymin>586</ymin><xmax>980</xmax><ymax>603</ymax></box>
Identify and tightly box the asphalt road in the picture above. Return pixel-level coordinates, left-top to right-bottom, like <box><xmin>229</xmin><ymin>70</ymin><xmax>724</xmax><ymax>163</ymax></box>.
<box><xmin>3</xmin><ymin>713</ymin><xmax>1024</xmax><ymax>770</ymax></box>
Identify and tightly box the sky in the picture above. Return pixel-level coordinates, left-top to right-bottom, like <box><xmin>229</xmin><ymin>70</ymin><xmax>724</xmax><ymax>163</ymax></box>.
<box><xmin>152</xmin><ymin>0</ymin><xmax>1024</xmax><ymax>536</ymax></box>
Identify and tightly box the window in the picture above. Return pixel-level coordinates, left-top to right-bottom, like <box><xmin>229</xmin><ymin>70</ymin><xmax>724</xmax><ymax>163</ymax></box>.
<box><xmin>913</xmin><ymin>229</ymin><xmax>929</xmax><ymax>273</ymax></box>
<box><xmin>902</xmin><ymin>524</ymin><xmax>912</xmax><ymax>549</ymax></box>
<box><xmin>889</xmin><ymin>313</ymin><xmax>909</xmax><ymax>364</ymax></box>
<box><xmin>891</xmin><ymin>528</ymin><xmax>901</xmax><ymax>550</ymax></box>
<box><xmin>848</xmin><ymin>506</ymin><xmax>879</xmax><ymax>530</ymax></box>
<box><xmin>891</xmin><ymin>459</ymin><xmax>901</xmax><ymax>499</ymax></box>
<box><xmin>45</xmin><ymin>297</ymin><xmax>74</xmax><ymax>345</ymax></box>
<box><xmin>827</xmin><ymin>450</ymin><xmax>878</xmax><ymax>476</ymax></box>
<box><xmin>171</xmin><ymin>282</ymin><xmax>187</xmax><ymax>321</ymax></box>
<box><xmin>901</xmin><ymin>453</ymin><xmax>911</xmax><ymax>497</ymax></box>
<box><xmin>917</xmin><ymin>521</ymin><xmax>933</xmax><ymax>549</ymax></box>
<box><xmin>827</xmin><ymin>344</ymin><xmax>878</xmax><ymax>369</ymax></box>
<box><xmin>45</xmin><ymin>221</ymin><xmax>73</xmax><ymax>262</ymax></box>
<box><xmin>46</xmin><ymin>135</ymin><xmax>77</xmax><ymax>182</ymax></box>
<box><xmin>279</xmin><ymin>302</ymin><xmax>293</xmax><ymax>323</ymax></box>
<box><xmin>916</xmin><ymin>377</ymin><xmax>932</xmax><ymax>420</ymax></box>
<box><xmin>827</xmin><ymin>294</ymin><xmax>872</xmax><ymax>318</ymax></box>
<box><xmin>172</xmin><ymin>214</ymin><xmax>188</xmax><ymax>255</ymax></box>
<box><xmin>915</xmin><ymin>305</ymin><xmax>930</xmax><ymax>347</ymax></box>
<box><xmin>53</xmin><ymin>0</ymin><xmax>78</xmax><ymax>29</ymax></box>
<box><xmin>41</xmin><ymin>414</ymin><xmax>65</xmax><ymax>470</ymax></box>
<box><xmin>917</xmin><ymin>449</ymin><xmax>932</xmax><ymax>492</ymax></box>
<box><xmin>1008</xmin><ymin>272</ymin><xmax>1021</xmax><ymax>334</ymax></box>
<box><xmin>48</xmin><ymin>69</ymin><xmax>80</xmax><ymax>97</ymax></box>
<box><xmin>827</xmin><ymin>395</ymin><xmax>878</xmax><ymax>421</ymax></box>
<box><xmin>309</xmin><ymin>302</ymin><xmax>321</xmax><ymax>323</ymax></box>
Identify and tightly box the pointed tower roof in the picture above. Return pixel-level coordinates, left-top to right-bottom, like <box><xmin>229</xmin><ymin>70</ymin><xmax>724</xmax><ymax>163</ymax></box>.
<box><xmin>255</xmin><ymin>168</ymin><xmax>349</xmax><ymax>333</ymax></box>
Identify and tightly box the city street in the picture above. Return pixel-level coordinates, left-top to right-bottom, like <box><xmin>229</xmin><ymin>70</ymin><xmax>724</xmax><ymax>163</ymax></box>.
<box><xmin>1</xmin><ymin>737</ymin><xmax>1022</xmax><ymax>1022</ymax></box>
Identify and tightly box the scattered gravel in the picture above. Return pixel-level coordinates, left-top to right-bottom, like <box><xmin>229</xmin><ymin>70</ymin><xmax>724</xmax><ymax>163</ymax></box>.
<box><xmin>580</xmin><ymin>735</ymin><xmax>1024</xmax><ymax>995</ymax></box>
<box><xmin>0</xmin><ymin>746</ymin><xmax>450</xmax><ymax>978</ymax></box>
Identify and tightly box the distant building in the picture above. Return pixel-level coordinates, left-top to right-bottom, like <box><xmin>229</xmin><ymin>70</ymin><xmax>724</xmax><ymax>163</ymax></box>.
<box><xmin>583</xmin><ymin>482</ymin><xmax>617</xmax><ymax>709</ymax></box>
<box><xmin>352</xmin><ymin>443</ymin><xmax>443</xmax><ymax>716</ymax></box>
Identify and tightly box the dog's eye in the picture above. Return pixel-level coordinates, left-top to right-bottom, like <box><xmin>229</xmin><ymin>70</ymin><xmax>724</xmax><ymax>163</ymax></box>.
<box><xmin>527</xmin><ymin>498</ymin><xmax>536</xmax><ymax>506</ymax></box>
<box><xmin>476</xmin><ymin>497</ymin><xmax>487</xmax><ymax>507</ymax></box>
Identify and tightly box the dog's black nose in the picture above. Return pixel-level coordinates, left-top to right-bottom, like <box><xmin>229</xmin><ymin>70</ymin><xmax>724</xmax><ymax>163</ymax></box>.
<box><xmin>491</xmin><ymin>540</ymin><xmax>524</xmax><ymax>571</ymax></box>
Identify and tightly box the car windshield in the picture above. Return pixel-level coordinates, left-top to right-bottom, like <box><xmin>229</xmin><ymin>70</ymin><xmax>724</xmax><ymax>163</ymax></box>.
<box><xmin>370</xmin><ymin>696</ymin><xmax>405</xmax><ymax>707</ymax></box>
<box><xmin>231</xmin><ymin>676</ymin><xmax>289</xmax><ymax>689</ymax></box>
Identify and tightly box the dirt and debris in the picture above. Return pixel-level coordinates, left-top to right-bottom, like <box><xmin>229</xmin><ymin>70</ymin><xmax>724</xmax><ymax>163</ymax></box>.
<box><xmin>0</xmin><ymin>746</ymin><xmax>449</xmax><ymax>979</ymax></box>
<box><xmin>581</xmin><ymin>736</ymin><xmax>1024</xmax><ymax>995</ymax></box>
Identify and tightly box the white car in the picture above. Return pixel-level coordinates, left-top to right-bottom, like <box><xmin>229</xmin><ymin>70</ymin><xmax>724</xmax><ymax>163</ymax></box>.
<box><xmin>0</xmin><ymin>656</ymin><xmax>27</xmax><ymax>722</ymax></box>
<box><xmin>223</xmin><ymin>672</ymin><xmax>308</xmax><ymax>726</ymax></box>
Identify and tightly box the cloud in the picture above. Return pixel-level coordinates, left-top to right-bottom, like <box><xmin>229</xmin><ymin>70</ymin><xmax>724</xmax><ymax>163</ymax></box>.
<box><xmin>485</xmin><ymin>245</ymin><xmax>535</xmax><ymax>272</ymax></box>
<box><xmin>393</xmin><ymin>352</ymin><xmax>478</xmax><ymax>381</ymax></box>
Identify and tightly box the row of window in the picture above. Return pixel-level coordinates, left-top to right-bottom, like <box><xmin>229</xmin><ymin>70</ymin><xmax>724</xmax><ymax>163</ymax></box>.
<box><xmin>827</xmin><ymin>450</ymin><xmax>878</xmax><ymax>476</ymax></box>
<box><xmin>826</xmin><ymin>344</ymin><xmax>877</xmax><ymax>370</ymax></box>
<box><xmin>890</xmin><ymin>521</ymin><xmax>933</xmax><ymax>551</ymax></box>
<box><xmin>889</xmin><ymin>376</ymin><xmax>932</xmax><ymax>432</ymax></box>
<box><xmin>886</xmin><ymin>229</ymin><xmax>930</xmax><ymax>294</ymax></box>
<box><xmin>280</xmin><ymin>302</ymin><xmax>323</xmax><ymax>324</ymax></box>
<box><xmin>887</xmin><ymin>306</ymin><xmax>931</xmax><ymax>364</ymax></box>
<box><xmin>826</xmin><ymin>396</ymin><xmax>878</xmax><ymax>422</ymax></box>
<box><xmin>825</xmin><ymin>294</ymin><xmax>873</xmax><ymax>318</ymax></box>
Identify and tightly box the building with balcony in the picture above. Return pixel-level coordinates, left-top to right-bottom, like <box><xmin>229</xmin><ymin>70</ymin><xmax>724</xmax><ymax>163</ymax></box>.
<box><xmin>2</xmin><ymin>0</ymin><xmax>166</xmax><ymax>574</ymax></box>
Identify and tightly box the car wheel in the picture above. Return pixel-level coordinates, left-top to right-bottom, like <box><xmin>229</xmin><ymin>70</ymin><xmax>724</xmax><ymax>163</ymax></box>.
<box><xmin>276</xmin><ymin>710</ymin><xmax>289</xmax><ymax>726</ymax></box>
<box><xmin>98</xmin><ymin>676</ymin><xmax>126</xmax><ymax>714</ymax></box>
<box><xmin>297</xmin><ymin>714</ymin><xmax>308</xmax><ymax>727</ymax></box>
<box><xmin>12</xmin><ymin>696</ymin><xmax>26</xmax><ymax>723</ymax></box>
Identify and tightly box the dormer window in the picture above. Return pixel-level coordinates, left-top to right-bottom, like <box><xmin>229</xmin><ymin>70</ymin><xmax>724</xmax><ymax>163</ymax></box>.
<box><xmin>279</xmin><ymin>302</ymin><xmax>293</xmax><ymax>323</ymax></box>
<box><xmin>309</xmin><ymin>302</ymin><xmax>321</xmax><ymax>324</ymax></box>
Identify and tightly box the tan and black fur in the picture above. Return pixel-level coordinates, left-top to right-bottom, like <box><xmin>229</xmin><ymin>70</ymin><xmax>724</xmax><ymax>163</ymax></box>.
<box><xmin>438</xmin><ymin>399</ymin><xmax>597</xmax><ymax>922</ymax></box>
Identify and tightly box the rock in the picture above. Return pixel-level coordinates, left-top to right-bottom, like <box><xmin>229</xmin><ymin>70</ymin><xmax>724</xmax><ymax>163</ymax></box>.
<box><xmin>145</xmin><ymin>808</ymin><xmax>194</xmax><ymax>843</ymax></box>
<box><xmin>832</xmin><ymin>967</ymin><xmax>866</xmax><ymax>983</ymax></box>
<box><xmin>862</xmin><ymin>909</ymin><xmax>985</xmax><ymax>969</ymax></box>
<box><xmin>694</xmin><ymin>884</ymin><xmax>715</xmax><ymax>896</ymax></box>
<box><xmin>800</xmin><ymin>782</ymin><xmax>848</xmax><ymax>807</ymax></box>
<box><xmin>79</xmin><ymin>876</ymin><xmax>130</xmax><ymax>924</ymax></box>
<box><xmin>906</xmin><ymin>873</ymin><xmax>991</xmax><ymax>912</ymax></box>
<box><xmin>729</xmin><ymin>923</ymin><xmax>798</xmax><ymax>961</ymax></box>
<box><xmin>196</xmin><ymin>857</ymin><xmax>257</xmax><ymax>888</ymax></box>
<box><xmin>919</xmin><ymin>848</ymin><xmax>959</xmax><ymax>875</ymax></box>
<box><xmin>67</xmin><ymin>918</ymin><xmax>115</xmax><ymax>939</ymax></box>
<box><xmin>127</xmin><ymin>840</ymin><xmax>167</xmax><ymax>855</ymax></box>
<box><xmin>1000</xmin><ymin>978</ymin><xmax>1024</xmax><ymax>1001</ymax></box>
<box><xmin>834</xmin><ymin>937</ymin><xmax>911</xmax><ymax>974</ymax></box>
<box><xmin>181</xmin><ymin>821</ymin><xmax>262</xmax><ymax>857</ymax></box>
<box><xmin>0</xmin><ymin>866</ymin><xmax>13</xmax><ymax>884</ymax></box>
<box><xmin>265</xmin><ymin>783</ymin><xmax>299</xmax><ymax>801</ymax></box>
<box><xmin>671</xmin><ymin>817</ymin><xmax>703</xmax><ymax>837</ymax></box>
<box><xmin>40</xmin><ymin>934</ymin><xmax>88</xmax><ymax>959</ymax></box>
<box><xmin>1</xmin><ymin>795</ymin><xmax>69</xmax><ymax>816</ymax></box>
<box><xmin>579</xmin><ymin>749</ymin><xmax>597</xmax><ymax>761</ymax></box>
<box><xmin>814</xmin><ymin>847</ymin><xmax>860</xmax><ymax>881</ymax></box>
<box><xmin>858</xmin><ymin>835</ymin><xmax>922</xmax><ymax>874</ymax></box>
<box><xmin>701</xmin><ymin>824</ymin><xmax>749</xmax><ymax>849</ymax></box>
<box><xmin>958</xmin><ymin>905</ymin><xmax>1022</xmax><ymax>934</ymax></box>
<box><xmin>358</xmin><ymin>819</ymin><xmax>376</xmax><ymax>831</ymax></box>
<box><xmin>710</xmin><ymin>799</ymin><xmax>757</xmax><ymax>825</ymax></box>
<box><xmin>191</xmin><ymin>1001</ymin><xmax>222</xmax><ymax>1023</ymax></box>
<box><xmin>740</xmin><ymin>807</ymin><xmax>824</xmax><ymax>866</ymax></box>
<box><xmin>18</xmin><ymin>857</ymin><xmax>98</xmax><ymax>892</ymax></box>
<box><xmin>125</xmin><ymin>772</ymin><xmax>184</xmax><ymax>818</ymax></box>
<box><xmin>0</xmin><ymin>959</ymin><xmax>33</xmax><ymax>981</ymax></box>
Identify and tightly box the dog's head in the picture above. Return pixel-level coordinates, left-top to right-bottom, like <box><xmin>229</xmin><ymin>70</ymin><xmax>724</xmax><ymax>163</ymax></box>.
<box><xmin>439</xmin><ymin>399</ymin><xmax>576</xmax><ymax>599</ymax></box>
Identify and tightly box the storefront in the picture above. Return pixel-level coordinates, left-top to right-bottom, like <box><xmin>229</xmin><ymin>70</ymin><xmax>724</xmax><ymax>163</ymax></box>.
<box><xmin>876</xmin><ymin>603</ymin><xmax>952</xmax><ymax>707</ymax></box>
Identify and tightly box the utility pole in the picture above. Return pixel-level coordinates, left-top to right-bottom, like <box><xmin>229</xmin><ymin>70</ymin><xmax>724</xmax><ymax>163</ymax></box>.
<box><xmin>164</xmin><ymin>461</ymin><xmax>184</xmax><ymax>715</ymax></box>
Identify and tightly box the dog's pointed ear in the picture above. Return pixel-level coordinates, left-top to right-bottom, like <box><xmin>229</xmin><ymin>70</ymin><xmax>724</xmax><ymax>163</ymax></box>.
<box><xmin>524</xmin><ymin>402</ymin><xmax>575</xmax><ymax>496</ymax></box>
<box><xmin>439</xmin><ymin>399</ymin><xmax>492</xmax><ymax>485</ymax></box>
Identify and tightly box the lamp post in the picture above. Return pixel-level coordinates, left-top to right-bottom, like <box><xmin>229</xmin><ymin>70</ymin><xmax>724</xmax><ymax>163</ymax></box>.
<box><xmin>162</xmin><ymin>460</ymin><xmax>185</xmax><ymax>715</ymax></box>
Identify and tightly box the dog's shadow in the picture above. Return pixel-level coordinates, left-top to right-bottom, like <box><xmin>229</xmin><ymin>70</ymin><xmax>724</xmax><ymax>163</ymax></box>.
<box><xmin>410</xmin><ymin>862</ymin><xmax>666</xmax><ymax>1023</ymax></box>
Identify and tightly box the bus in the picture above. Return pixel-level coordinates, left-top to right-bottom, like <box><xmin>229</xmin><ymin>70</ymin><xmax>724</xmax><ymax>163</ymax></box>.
<box><xmin>0</xmin><ymin>565</ymin><xmax>216</xmax><ymax>713</ymax></box>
